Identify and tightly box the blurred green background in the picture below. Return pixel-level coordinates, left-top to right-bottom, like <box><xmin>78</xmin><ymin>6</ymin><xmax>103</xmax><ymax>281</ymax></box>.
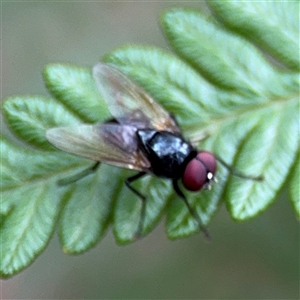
<box><xmin>2</xmin><ymin>2</ymin><xmax>299</xmax><ymax>299</ymax></box>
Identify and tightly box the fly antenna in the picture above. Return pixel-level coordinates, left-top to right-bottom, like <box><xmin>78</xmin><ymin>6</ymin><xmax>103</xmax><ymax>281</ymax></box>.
<box><xmin>215</xmin><ymin>155</ymin><xmax>264</xmax><ymax>181</ymax></box>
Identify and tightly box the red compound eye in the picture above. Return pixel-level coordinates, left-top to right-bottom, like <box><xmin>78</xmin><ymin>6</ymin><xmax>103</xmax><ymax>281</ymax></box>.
<box><xmin>197</xmin><ymin>151</ymin><xmax>217</xmax><ymax>174</ymax></box>
<box><xmin>182</xmin><ymin>151</ymin><xmax>217</xmax><ymax>192</ymax></box>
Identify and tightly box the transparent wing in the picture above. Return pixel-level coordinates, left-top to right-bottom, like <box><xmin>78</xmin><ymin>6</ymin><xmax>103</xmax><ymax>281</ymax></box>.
<box><xmin>93</xmin><ymin>63</ymin><xmax>180</xmax><ymax>133</ymax></box>
<box><xmin>46</xmin><ymin>123</ymin><xmax>151</xmax><ymax>171</ymax></box>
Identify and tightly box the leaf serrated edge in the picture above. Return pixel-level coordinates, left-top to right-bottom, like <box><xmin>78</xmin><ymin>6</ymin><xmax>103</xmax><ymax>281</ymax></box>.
<box><xmin>0</xmin><ymin>183</ymin><xmax>62</xmax><ymax>278</ymax></box>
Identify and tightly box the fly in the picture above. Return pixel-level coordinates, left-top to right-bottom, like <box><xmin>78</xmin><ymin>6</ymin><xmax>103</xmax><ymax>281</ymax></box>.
<box><xmin>46</xmin><ymin>63</ymin><xmax>262</xmax><ymax>240</ymax></box>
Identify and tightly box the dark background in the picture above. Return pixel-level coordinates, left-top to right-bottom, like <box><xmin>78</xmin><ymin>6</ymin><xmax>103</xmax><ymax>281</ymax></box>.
<box><xmin>2</xmin><ymin>2</ymin><xmax>299</xmax><ymax>299</ymax></box>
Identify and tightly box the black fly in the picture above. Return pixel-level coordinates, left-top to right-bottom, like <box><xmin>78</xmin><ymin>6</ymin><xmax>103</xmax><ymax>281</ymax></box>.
<box><xmin>46</xmin><ymin>63</ymin><xmax>262</xmax><ymax>240</ymax></box>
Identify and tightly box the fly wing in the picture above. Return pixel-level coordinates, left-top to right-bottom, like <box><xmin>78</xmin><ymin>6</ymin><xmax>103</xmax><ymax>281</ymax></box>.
<box><xmin>93</xmin><ymin>63</ymin><xmax>180</xmax><ymax>133</ymax></box>
<box><xmin>46</xmin><ymin>123</ymin><xmax>151</xmax><ymax>171</ymax></box>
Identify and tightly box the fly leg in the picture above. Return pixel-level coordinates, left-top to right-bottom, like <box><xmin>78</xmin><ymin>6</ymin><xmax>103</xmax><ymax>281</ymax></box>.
<box><xmin>215</xmin><ymin>155</ymin><xmax>264</xmax><ymax>181</ymax></box>
<box><xmin>172</xmin><ymin>180</ymin><xmax>211</xmax><ymax>241</ymax></box>
<box><xmin>58</xmin><ymin>162</ymin><xmax>100</xmax><ymax>185</ymax></box>
<box><xmin>125</xmin><ymin>172</ymin><xmax>147</xmax><ymax>240</ymax></box>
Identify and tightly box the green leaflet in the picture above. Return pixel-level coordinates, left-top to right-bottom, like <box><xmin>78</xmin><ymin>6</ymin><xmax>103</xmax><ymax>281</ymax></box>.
<box><xmin>43</xmin><ymin>64</ymin><xmax>110</xmax><ymax>123</ymax></box>
<box><xmin>2</xmin><ymin>96</ymin><xmax>80</xmax><ymax>150</ymax></box>
<box><xmin>224</xmin><ymin>100</ymin><xmax>299</xmax><ymax>220</ymax></box>
<box><xmin>161</xmin><ymin>8</ymin><xmax>298</xmax><ymax>95</ymax></box>
<box><xmin>0</xmin><ymin>182</ymin><xmax>61</xmax><ymax>277</ymax></box>
<box><xmin>207</xmin><ymin>0</ymin><xmax>300</xmax><ymax>71</ymax></box>
<box><xmin>0</xmin><ymin>138</ymin><xmax>81</xmax><ymax>277</ymax></box>
<box><xmin>1</xmin><ymin>1</ymin><xmax>299</xmax><ymax>277</ymax></box>
<box><xmin>59</xmin><ymin>165</ymin><xmax>119</xmax><ymax>254</ymax></box>
<box><xmin>113</xmin><ymin>171</ymin><xmax>173</xmax><ymax>244</ymax></box>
